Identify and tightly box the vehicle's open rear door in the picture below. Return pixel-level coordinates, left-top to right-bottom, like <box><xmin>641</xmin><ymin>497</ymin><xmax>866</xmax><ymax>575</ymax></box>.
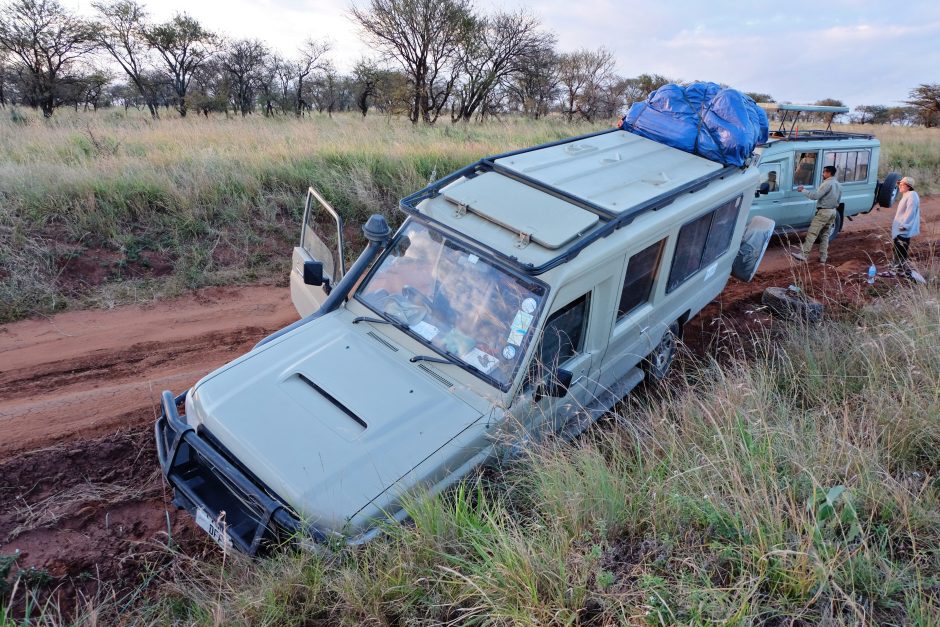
<box><xmin>291</xmin><ymin>187</ymin><xmax>346</xmax><ymax>317</ymax></box>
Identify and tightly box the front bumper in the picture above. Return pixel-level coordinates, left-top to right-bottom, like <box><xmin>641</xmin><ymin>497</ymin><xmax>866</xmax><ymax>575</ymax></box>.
<box><xmin>155</xmin><ymin>390</ymin><xmax>317</xmax><ymax>555</ymax></box>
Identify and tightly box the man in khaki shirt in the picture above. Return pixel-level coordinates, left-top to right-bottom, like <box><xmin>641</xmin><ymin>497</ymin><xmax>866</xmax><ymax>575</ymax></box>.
<box><xmin>791</xmin><ymin>165</ymin><xmax>842</xmax><ymax>263</ymax></box>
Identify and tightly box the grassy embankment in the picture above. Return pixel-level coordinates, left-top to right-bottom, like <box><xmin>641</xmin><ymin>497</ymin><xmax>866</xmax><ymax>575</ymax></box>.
<box><xmin>0</xmin><ymin>110</ymin><xmax>591</xmax><ymax>323</ymax></box>
<box><xmin>2</xmin><ymin>111</ymin><xmax>939</xmax><ymax>324</ymax></box>
<box><xmin>10</xmin><ymin>280</ymin><xmax>928</xmax><ymax>625</ymax></box>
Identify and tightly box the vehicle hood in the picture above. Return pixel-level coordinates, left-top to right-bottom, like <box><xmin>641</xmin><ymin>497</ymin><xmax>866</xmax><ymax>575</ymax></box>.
<box><xmin>189</xmin><ymin>313</ymin><xmax>483</xmax><ymax>532</ymax></box>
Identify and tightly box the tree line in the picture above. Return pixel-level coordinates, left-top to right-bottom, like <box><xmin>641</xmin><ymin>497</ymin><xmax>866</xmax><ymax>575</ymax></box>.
<box><xmin>1</xmin><ymin>0</ymin><xmax>938</xmax><ymax>126</ymax></box>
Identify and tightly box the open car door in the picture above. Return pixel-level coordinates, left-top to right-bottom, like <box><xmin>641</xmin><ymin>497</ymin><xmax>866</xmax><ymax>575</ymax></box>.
<box><xmin>290</xmin><ymin>187</ymin><xmax>346</xmax><ymax>317</ymax></box>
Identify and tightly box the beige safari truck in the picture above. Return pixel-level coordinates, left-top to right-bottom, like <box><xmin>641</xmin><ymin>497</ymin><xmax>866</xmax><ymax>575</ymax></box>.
<box><xmin>156</xmin><ymin>129</ymin><xmax>771</xmax><ymax>554</ymax></box>
<box><xmin>751</xmin><ymin>103</ymin><xmax>900</xmax><ymax>238</ymax></box>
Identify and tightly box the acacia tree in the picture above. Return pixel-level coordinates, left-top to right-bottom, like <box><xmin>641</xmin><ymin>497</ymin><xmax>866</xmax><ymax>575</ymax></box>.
<box><xmin>558</xmin><ymin>47</ymin><xmax>615</xmax><ymax>122</ymax></box>
<box><xmin>0</xmin><ymin>0</ymin><xmax>95</xmax><ymax>117</ymax></box>
<box><xmin>145</xmin><ymin>13</ymin><xmax>215</xmax><ymax>117</ymax></box>
<box><xmin>906</xmin><ymin>84</ymin><xmax>940</xmax><ymax>127</ymax></box>
<box><xmin>221</xmin><ymin>38</ymin><xmax>268</xmax><ymax>116</ymax></box>
<box><xmin>854</xmin><ymin>104</ymin><xmax>890</xmax><ymax>125</ymax></box>
<box><xmin>92</xmin><ymin>0</ymin><xmax>162</xmax><ymax>118</ymax></box>
<box><xmin>451</xmin><ymin>10</ymin><xmax>550</xmax><ymax>122</ymax></box>
<box><xmin>507</xmin><ymin>42</ymin><xmax>558</xmax><ymax>119</ymax></box>
<box><xmin>351</xmin><ymin>0</ymin><xmax>474</xmax><ymax>124</ymax></box>
<box><xmin>293</xmin><ymin>39</ymin><xmax>330</xmax><ymax>116</ymax></box>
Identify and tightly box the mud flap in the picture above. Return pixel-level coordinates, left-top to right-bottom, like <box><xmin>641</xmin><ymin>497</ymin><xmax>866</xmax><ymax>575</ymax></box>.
<box><xmin>732</xmin><ymin>216</ymin><xmax>775</xmax><ymax>282</ymax></box>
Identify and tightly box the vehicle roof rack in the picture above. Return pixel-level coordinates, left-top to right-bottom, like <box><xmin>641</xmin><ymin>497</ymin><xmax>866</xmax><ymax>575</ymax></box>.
<box><xmin>399</xmin><ymin>129</ymin><xmax>741</xmax><ymax>276</ymax></box>
<box><xmin>759</xmin><ymin>102</ymin><xmax>872</xmax><ymax>140</ymax></box>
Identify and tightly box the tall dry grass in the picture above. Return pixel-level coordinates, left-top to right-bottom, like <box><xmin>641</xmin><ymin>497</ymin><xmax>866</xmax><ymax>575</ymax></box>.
<box><xmin>0</xmin><ymin>109</ymin><xmax>594</xmax><ymax>322</ymax></box>
<box><xmin>34</xmin><ymin>281</ymin><xmax>932</xmax><ymax>626</ymax></box>
<box><xmin>2</xmin><ymin>111</ymin><xmax>937</xmax><ymax>324</ymax></box>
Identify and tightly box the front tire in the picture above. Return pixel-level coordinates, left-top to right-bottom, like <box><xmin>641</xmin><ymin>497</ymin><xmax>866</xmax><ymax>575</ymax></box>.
<box><xmin>645</xmin><ymin>321</ymin><xmax>679</xmax><ymax>382</ymax></box>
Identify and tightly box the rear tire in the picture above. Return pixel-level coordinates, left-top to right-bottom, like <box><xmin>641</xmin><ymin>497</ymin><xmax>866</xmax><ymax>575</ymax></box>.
<box><xmin>876</xmin><ymin>173</ymin><xmax>901</xmax><ymax>208</ymax></box>
<box><xmin>828</xmin><ymin>209</ymin><xmax>844</xmax><ymax>242</ymax></box>
<box><xmin>644</xmin><ymin>321</ymin><xmax>679</xmax><ymax>382</ymax></box>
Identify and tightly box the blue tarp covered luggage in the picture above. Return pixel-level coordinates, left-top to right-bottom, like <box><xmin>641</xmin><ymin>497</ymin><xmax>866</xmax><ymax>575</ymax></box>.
<box><xmin>619</xmin><ymin>82</ymin><xmax>768</xmax><ymax>167</ymax></box>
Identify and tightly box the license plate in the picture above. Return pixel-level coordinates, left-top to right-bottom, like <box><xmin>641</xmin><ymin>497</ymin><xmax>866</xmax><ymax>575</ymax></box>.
<box><xmin>195</xmin><ymin>507</ymin><xmax>233</xmax><ymax>550</ymax></box>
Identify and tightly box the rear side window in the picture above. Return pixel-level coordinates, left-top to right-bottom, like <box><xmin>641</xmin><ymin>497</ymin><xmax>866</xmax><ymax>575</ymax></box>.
<box><xmin>823</xmin><ymin>149</ymin><xmax>871</xmax><ymax>183</ymax></box>
<box><xmin>618</xmin><ymin>239</ymin><xmax>665</xmax><ymax>318</ymax></box>
<box><xmin>667</xmin><ymin>196</ymin><xmax>742</xmax><ymax>293</ymax></box>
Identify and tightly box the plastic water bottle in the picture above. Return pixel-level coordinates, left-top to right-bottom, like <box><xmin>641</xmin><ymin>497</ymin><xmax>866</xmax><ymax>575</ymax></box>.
<box><xmin>867</xmin><ymin>264</ymin><xmax>876</xmax><ymax>285</ymax></box>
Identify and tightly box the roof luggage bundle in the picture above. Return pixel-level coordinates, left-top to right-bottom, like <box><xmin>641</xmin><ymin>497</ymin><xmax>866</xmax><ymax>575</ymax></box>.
<box><xmin>619</xmin><ymin>82</ymin><xmax>768</xmax><ymax>167</ymax></box>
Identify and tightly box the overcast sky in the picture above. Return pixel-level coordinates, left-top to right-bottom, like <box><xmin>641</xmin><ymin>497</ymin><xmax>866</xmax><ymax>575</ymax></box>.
<box><xmin>74</xmin><ymin>0</ymin><xmax>939</xmax><ymax>109</ymax></box>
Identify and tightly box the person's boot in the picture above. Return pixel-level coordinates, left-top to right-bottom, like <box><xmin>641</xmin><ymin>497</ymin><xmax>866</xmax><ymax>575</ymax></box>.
<box><xmin>791</xmin><ymin>250</ymin><xmax>807</xmax><ymax>261</ymax></box>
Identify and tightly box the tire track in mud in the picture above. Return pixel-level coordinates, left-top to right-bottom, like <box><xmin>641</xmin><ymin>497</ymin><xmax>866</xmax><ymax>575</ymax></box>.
<box><xmin>0</xmin><ymin>285</ymin><xmax>297</xmax><ymax>616</ymax></box>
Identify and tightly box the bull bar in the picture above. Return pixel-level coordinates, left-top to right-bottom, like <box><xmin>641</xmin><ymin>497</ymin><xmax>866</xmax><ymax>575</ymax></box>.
<box><xmin>155</xmin><ymin>390</ymin><xmax>320</xmax><ymax>554</ymax></box>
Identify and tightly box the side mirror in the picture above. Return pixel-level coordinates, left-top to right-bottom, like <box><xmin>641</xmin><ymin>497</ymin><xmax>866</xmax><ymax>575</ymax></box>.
<box><xmin>303</xmin><ymin>260</ymin><xmax>324</xmax><ymax>286</ymax></box>
<box><xmin>543</xmin><ymin>368</ymin><xmax>573</xmax><ymax>398</ymax></box>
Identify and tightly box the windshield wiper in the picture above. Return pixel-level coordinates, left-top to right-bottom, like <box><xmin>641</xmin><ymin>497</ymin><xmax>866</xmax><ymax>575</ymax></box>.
<box><xmin>409</xmin><ymin>354</ymin><xmax>455</xmax><ymax>365</ymax></box>
<box><xmin>352</xmin><ymin>315</ymin><xmax>394</xmax><ymax>326</ymax></box>
<box><xmin>352</xmin><ymin>314</ymin><xmax>414</xmax><ymax>333</ymax></box>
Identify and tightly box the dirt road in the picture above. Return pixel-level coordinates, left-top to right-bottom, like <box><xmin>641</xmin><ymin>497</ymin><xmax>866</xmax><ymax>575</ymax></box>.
<box><xmin>1</xmin><ymin>199</ymin><xmax>937</xmax><ymax>612</ymax></box>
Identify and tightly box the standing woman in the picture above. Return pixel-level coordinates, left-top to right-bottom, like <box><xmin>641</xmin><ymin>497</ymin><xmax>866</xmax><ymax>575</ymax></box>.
<box><xmin>892</xmin><ymin>176</ymin><xmax>921</xmax><ymax>273</ymax></box>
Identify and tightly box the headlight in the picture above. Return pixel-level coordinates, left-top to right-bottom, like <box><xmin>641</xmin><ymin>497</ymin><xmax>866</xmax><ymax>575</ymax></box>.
<box><xmin>184</xmin><ymin>388</ymin><xmax>207</xmax><ymax>427</ymax></box>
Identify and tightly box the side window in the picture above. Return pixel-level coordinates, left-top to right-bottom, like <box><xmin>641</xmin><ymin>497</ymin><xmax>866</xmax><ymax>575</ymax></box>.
<box><xmin>667</xmin><ymin>196</ymin><xmax>742</xmax><ymax>293</ymax></box>
<box><xmin>701</xmin><ymin>200</ymin><xmax>739</xmax><ymax>265</ymax></box>
<box><xmin>537</xmin><ymin>293</ymin><xmax>590</xmax><ymax>371</ymax></box>
<box><xmin>668</xmin><ymin>212</ymin><xmax>712</xmax><ymax>291</ymax></box>
<box><xmin>856</xmin><ymin>150</ymin><xmax>870</xmax><ymax>181</ymax></box>
<box><xmin>823</xmin><ymin>150</ymin><xmax>871</xmax><ymax>183</ymax></box>
<box><xmin>618</xmin><ymin>239</ymin><xmax>665</xmax><ymax>318</ymax></box>
<box><xmin>793</xmin><ymin>152</ymin><xmax>817</xmax><ymax>187</ymax></box>
<box><xmin>757</xmin><ymin>162</ymin><xmax>783</xmax><ymax>193</ymax></box>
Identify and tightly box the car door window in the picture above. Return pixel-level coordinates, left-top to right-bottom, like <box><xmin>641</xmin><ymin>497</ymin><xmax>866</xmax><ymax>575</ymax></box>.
<box><xmin>618</xmin><ymin>239</ymin><xmax>665</xmax><ymax>318</ymax></box>
<box><xmin>528</xmin><ymin>293</ymin><xmax>591</xmax><ymax>386</ymax></box>
<box><xmin>757</xmin><ymin>162</ymin><xmax>783</xmax><ymax>194</ymax></box>
<box><xmin>793</xmin><ymin>152</ymin><xmax>817</xmax><ymax>187</ymax></box>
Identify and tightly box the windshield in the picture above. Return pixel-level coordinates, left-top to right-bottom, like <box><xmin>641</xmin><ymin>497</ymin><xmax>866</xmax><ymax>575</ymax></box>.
<box><xmin>356</xmin><ymin>222</ymin><xmax>546</xmax><ymax>389</ymax></box>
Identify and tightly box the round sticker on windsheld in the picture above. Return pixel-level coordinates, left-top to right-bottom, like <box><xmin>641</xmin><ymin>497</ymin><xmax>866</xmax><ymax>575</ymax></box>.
<box><xmin>502</xmin><ymin>345</ymin><xmax>516</xmax><ymax>360</ymax></box>
<box><xmin>521</xmin><ymin>298</ymin><xmax>537</xmax><ymax>314</ymax></box>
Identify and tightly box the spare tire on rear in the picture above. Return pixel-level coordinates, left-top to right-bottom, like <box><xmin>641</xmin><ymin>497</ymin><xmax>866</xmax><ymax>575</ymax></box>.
<box><xmin>876</xmin><ymin>173</ymin><xmax>901</xmax><ymax>208</ymax></box>
<box><xmin>762</xmin><ymin>287</ymin><xmax>824</xmax><ymax>323</ymax></box>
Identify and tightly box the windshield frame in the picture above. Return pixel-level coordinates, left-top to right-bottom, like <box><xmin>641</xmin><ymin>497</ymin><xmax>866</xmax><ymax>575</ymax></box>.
<box><xmin>353</xmin><ymin>218</ymin><xmax>550</xmax><ymax>392</ymax></box>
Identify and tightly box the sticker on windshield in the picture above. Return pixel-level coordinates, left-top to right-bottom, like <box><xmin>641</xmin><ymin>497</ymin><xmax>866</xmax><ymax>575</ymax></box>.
<box><xmin>502</xmin><ymin>345</ymin><xmax>517</xmax><ymax>360</ymax></box>
<box><xmin>411</xmin><ymin>320</ymin><xmax>439</xmax><ymax>341</ymax></box>
<box><xmin>462</xmin><ymin>347</ymin><xmax>499</xmax><ymax>373</ymax></box>
<box><xmin>521</xmin><ymin>297</ymin><xmax>537</xmax><ymax>314</ymax></box>
<box><xmin>507</xmin><ymin>310</ymin><xmax>533</xmax><ymax>346</ymax></box>
<box><xmin>467</xmin><ymin>254</ymin><xmax>479</xmax><ymax>264</ymax></box>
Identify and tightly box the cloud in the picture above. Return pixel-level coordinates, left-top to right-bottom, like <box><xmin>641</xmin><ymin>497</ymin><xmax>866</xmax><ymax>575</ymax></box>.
<box><xmin>77</xmin><ymin>0</ymin><xmax>940</xmax><ymax>107</ymax></box>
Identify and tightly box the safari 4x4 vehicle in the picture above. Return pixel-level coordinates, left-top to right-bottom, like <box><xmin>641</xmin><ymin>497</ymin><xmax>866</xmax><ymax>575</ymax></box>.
<box><xmin>750</xmin><ymin>103</ymin><xmax>900</xmax><ymax>236</ymax></box>
<box><xmin>156</xmin><ymin>128</ymin><xmax>772</xmax><ymax>554</ymax></box>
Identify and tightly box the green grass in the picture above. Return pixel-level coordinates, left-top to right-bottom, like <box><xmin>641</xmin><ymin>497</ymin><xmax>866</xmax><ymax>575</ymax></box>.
<box><xmin>24</xmin><ymin>281</ymin><xmax>930</xmax><ymax>626</ymax></box>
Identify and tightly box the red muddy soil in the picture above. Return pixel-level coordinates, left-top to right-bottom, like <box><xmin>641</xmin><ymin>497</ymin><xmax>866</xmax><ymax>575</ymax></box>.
<box><xmin>1</xmin><ymin>200</ymin><xmax>937</xmax><ymax>616</ymax></box>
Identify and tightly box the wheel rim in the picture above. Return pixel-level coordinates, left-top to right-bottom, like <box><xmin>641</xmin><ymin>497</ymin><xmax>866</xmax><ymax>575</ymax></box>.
<box><xmin>653</xmin><ymin>333</ymin><xmax>675</xmax><ymax>373</ymax></box>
